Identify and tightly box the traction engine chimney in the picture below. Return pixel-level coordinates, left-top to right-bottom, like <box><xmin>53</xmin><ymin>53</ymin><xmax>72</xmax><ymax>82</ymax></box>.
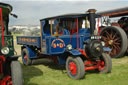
<box><xmin>87</xmin><ymin>9</ymin><xmax>96</xmax><ymax>36</ymax></box>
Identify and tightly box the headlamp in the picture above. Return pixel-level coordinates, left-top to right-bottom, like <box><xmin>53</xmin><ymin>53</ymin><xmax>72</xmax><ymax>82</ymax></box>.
<box><xmin>1</xmin><ymin>47</ymin><xmax>10</xmax><ymax>55</ymax></box>
<box><xmin>67</xmin><ymin>44</ymin><xmax>72</xmax><ymax>50</ymax></box>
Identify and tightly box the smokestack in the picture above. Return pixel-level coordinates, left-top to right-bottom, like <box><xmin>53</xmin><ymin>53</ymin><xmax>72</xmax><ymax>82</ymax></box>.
<box><xmin>87</xmin><ymin>9</ymin><xmax>96</xmax><ymax>35</ymax></box>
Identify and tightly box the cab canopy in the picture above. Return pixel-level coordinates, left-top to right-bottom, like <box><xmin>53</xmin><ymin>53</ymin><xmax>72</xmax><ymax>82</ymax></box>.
<box><xmin>98</xmin><ymin>7</ymin><xmax>128</xmax><ymax>18</ymax></box>
<box><xmin>40</xmin><ymin>13</ymin><xmax>90</xmax><ymax>36</ymax></box>
<box><xmin>40</xmin><ymin>12</ymin><xmax>99</xmax><ymax>36</ymax></box>
<box><xmin>40</xmin><ymin>13</ymin><xmax>90</xmax><ymax>21</ymax></box>
<box><xmin>0</xmin><ymin>2</ymin><xmax>12</xmax><ymax>17</ymax></box>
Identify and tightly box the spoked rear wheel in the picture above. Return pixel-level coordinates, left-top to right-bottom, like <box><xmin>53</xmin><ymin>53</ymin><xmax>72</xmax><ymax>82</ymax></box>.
<box><xmin>100</xmin><ymin>26</ymin><xmax>128</xmax><ymax>58</ymax></box>
<box><xmin>66</xmin><ymin>56</ymin><xmax>85</xmax><ymax>80</ymax></box>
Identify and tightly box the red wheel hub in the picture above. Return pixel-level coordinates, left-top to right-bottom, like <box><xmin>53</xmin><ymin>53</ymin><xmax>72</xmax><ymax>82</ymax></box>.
<box><xmin>24</xmin><ymin>55</ymin><xmax>27</xmax><ymax>62</ymax></box>
<box><xmin>99</xmin><ymin>61</ymin><xmax>105</xmax><ymax>71</ymax></box>
<box><xmin>69</xmin><ymin>62</ymin><xmax>77</xmax><ymax>75</ymax></box>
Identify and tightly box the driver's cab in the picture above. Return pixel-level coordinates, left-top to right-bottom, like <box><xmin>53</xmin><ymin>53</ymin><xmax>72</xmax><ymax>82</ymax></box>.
<box><xmin>40</xmin><ymin>14</ymin><xmax>93</xmax><ymax>54</ymax></box>
<box><xmin>42</xmin><ymin>16</ymin><xmax>91</xmax><ymax>37</ymax></box>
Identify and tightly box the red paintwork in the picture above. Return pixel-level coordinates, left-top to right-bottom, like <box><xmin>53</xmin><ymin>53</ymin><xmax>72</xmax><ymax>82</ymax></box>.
<box><xmin>69</xmin><ymin>62</ymin><xmax>77</xmax><ymax>75</ymax></box>
<box><xmin>78</xmin><ymin>49</ymin><xmax>88</xmax><ymax>58</ymax></box>
<box><xmin>111</xmin><ymin>22</ymin><xmax>120</xmax><ymax>27</ymax></box>
<box><xmin>24</xmin><ymin>55</ymin><xmax>27</xmax><ymax>62</ymax></box>
<box><xmin>85</xmin><ymin>66</ymin><xmax>98</xmax><ymax>71</ymax></box>
<box><xmin>84</xmin><ymin>60</ymin><xmax>105</xmax><ymax>71</ymax></box>
<box><xmin>0</xmin><ymin>56</ymin><xmax>5</xmax><ymax>75</ymax></box>
<box><xmin>71</xmin><ymin>29</ymin><xmax>77</xmax><ymax>34</ymax></box>
<box><xmin>0</xmin><ymin>56</ymin><xmax>12</xmax><ymax>85</ymax></box>
<box><xmin>79</xmin><ymin>49</ymin><xmax>105</xmax><ymax>71</ymax></box>
<box><xmin>99</xmin><ymin>61</ymin><xmax>105</xmax><ymax>71</ymax></box>
<box><xmin>0</xmin><ymin>8</ymin><xmax>5</xmax><ymax>47</ymax></box>
<box><xmin>0</xmin><ymin>76</ymin><xmax>12</xmax><ymax>85</ymax></box>
<box><xmin>97</xmin><ymin>18</ymin><xmax>100</xmax><ymax>36</ymax></box>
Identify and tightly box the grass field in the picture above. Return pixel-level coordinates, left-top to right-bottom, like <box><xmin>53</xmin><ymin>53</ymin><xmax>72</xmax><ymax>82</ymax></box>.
<box><xmin>20</xmin><ymin>57</ymin><xmax>128</xmax><ymax>85</ymax></box>
<box><xmin>14</xmin><ymin>38</ymin><xmax>128</xmax><ymax>85</ymax></box>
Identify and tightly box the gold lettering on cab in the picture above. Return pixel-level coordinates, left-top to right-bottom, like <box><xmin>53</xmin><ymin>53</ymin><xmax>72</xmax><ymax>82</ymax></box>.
<box><xmin>19</xmin><ymin>38</ymin><xmax>36</xmax><ymax>43</ymax></box>
<box><xmin>51</xmin><ymin>39</ymin><xmax>65</xmax><ymax>48</ymax></box>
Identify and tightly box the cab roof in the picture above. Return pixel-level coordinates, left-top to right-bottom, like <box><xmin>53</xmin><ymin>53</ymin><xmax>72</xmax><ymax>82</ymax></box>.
<box><xmin>40</xmin><ymin>13</ymin><xmax>89</xmax><ymax>21</ymax></box>
<box><xmin>0</xmin><ymin>2</ymin><xmax>12</xmax><ymax>13</ymax></box>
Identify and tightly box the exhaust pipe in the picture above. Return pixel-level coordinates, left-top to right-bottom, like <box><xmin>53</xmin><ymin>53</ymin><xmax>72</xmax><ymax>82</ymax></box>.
<box><xmin>87</xmin><ymin>9</ymin><xmax>96</xmax><ymax>36</ymax></box>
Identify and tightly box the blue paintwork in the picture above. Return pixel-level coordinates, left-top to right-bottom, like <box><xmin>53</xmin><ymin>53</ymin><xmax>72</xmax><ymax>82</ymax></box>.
<box><xmin>25</xmin><ymin>46</ymin><xmax>37</xmax><ymax>59</ymax></box>
<box><xmin>17</xmin><ymin>36</ymin><xmax>41</xmax><ymax>48</ymax></box>
<box><xmin>103</xmin><ymin>47</ymin><xmax>112</xmax><ymax>52</ymax></box>
<box><xmin>72</xmin><ymin>28</ymin><xmax>90</xmax><ymax>35</ymax></box>
<box><xmin>17</xmin><ymin>29</ymin><xmax>90</xmax><ymax>55</ymax></box>
<box><xmin>22</xmin><ymin>53</ymin><xmax>27</xmax><ymax>65</ymax></box>
<box><xmin>17</xmin><ymin>16</ymin><xmax>92</xmax><ymax>65</ymax></box>
<box><xmin>44</xmin><ymin>34</ymin><xmax>90</xmax><ymax>55</ymax></box>
<box><xmin>57</xmin><ymin>56</ymin><xmax>66</xmax><ymax>65</ymax></box>
<box><xmin>22</xmin><ymin>46</ymin><xmax>37</xmax><ymax>64</ymax></box>
<box><xmin>69</xmin><ymin>50</ymin><xmax>81</xmax><ymax>55</ymax></box>
<box><xmin>63</xmin><ymin>29</ymin><xmax>70</xmax><ymax>35</ymax></box>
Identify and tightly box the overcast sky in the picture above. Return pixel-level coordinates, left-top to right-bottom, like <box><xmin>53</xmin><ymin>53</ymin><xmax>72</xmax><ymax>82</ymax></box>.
<box><xmin>1</xmin><ymin>0</ymin><xmax>128</xmax><ymax>26</ymax></box>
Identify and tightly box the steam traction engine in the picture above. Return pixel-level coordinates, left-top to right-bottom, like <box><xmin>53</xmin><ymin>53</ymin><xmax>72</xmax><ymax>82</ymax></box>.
<box><xmin>98</xmin><ymin>7</ymin><xmax>128</xmax><ymax>58</ymax></box>
<box><xmin>17</xmin><ymin>9</ymin><xmax>112</xmax><ymax>79</ymax></box>
<box><xmin>0</xmin><ymin>3</ymin><xmax>23</xmax><ymax>85</ymax></box>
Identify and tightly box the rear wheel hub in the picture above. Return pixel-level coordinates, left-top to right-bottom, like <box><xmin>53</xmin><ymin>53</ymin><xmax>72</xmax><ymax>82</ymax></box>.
<box><xmin>108</xmin><ymin>40</ymin><xmax>113</xmax><ymax>45</ymax></box>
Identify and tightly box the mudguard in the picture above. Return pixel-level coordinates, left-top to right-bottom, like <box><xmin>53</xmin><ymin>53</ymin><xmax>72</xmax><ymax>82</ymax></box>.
<box><xmin>25</xmin><ymin>46</ymin><xmax>37</xmax><ymax>59</ymax></box>
<box><xmin>10</xmin><ymin>55</ymin><xmax>20</xmax><ymax>60</ymax></box>
<box><xmin>103</xmin><ymin>47</ymin><xmax>112</xmax><ymax>52</ymax></box>
<box><xmin>69</xmin><ymin>50</ymin><xmax>81</xmax><ymax>56</ymax></box>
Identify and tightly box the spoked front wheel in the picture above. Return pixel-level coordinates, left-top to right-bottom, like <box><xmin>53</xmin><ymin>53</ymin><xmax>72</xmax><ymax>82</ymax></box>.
<box><xmin>66</xmin><ymin>56</ymin><xmax>85</xmax><ymax>80</ymax></box>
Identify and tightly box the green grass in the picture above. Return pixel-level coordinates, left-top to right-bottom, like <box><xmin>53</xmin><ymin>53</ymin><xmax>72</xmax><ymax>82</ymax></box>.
<box><xmin>11</xmin><ymin>33</ymin><xmax>23</xmax><ymax>40</ymax></box>
<box><xmin>19</xmin><ymin>56</ymin><xmax>128</xmax><ymax>85</ymax></box>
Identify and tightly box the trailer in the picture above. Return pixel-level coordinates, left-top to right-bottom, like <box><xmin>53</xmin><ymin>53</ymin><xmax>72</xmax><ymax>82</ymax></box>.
<box><xmin>0</xmin><ymin>2</ymin><xmax>23</xmax><ymax>85</ymax></box>
<box><xmin>17</xmin><ymin>9</ymin><xmax>112</xmax><ymax>79</ymax></box>
<box><xmin>98</xmin><ymin>7</ymin><xmax>128</xmax><ymax>58</ymax></box>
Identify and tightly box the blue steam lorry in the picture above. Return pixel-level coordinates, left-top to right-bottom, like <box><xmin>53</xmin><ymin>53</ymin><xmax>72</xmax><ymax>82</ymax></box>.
<box><xmin>17</xmin><ymin>9</ymin><xmax>112</xmax><ymax>79</ymax></box>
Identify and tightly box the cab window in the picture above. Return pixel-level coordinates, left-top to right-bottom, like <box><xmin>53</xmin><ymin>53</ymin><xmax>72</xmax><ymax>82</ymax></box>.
<box><xmin>49</xmin><ymin>19</ymin><xmax>63</xmax><ymax>36</ymax></box>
